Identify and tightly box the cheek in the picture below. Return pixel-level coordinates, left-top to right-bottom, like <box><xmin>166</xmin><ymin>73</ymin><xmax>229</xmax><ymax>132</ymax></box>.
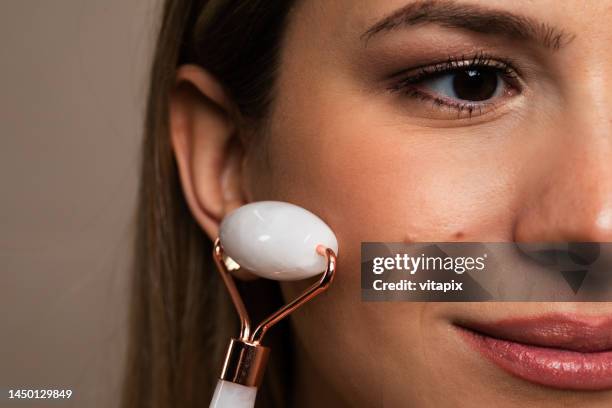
<box><xmin>253</xmin><ymin>93</ymin><xmax>523</xmax><ymax>247</ymax></box>
<box><xmin>243</xmin><ymin>95</ymin><xmax>524</xmax><ymax>399</ymax></box>
<box><xmin>245</xmin><ymin>60</ymin><xmax>535</xmax><ymax>403</ymax></box>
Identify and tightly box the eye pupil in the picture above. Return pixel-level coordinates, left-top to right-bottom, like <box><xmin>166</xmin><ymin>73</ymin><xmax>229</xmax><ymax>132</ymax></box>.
<box><xmin>452</xmin><ymin>68</ymin><xmax>498</xmax><ymax>101</ymax></box>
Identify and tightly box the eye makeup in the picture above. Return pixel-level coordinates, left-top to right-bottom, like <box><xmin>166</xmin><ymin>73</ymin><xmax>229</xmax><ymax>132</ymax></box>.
<box><xmin>386</xmin><ymin>51</ymin><xmax>524</xmax><ymax>119</ymax></box>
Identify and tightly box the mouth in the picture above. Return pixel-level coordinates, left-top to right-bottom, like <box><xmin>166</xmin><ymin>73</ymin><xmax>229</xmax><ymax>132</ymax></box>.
<box><xmin>455</xmin><ymin>314</ymin><xmax>612</xmax><ymax>391</ymax></box>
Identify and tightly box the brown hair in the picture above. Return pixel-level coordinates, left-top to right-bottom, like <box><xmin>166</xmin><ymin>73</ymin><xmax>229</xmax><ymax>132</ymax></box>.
<box><xmin>122</xmin><ymin>1</ymin><xmax>297</xmax><ymax>407</ymax></box>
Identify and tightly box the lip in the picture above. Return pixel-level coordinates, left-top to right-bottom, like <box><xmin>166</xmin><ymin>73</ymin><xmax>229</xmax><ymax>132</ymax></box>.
<box><xmin>456</xmin><ymin>314</ymin><xmax>612</xmax><ymax>391</ymax></box>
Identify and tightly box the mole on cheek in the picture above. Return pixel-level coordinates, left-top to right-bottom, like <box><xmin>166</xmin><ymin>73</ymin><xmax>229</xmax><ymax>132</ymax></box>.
<box><xmin>453</xmin><ymin>231</ymin><xmax>465</xmax><ymax>239</ymax></box>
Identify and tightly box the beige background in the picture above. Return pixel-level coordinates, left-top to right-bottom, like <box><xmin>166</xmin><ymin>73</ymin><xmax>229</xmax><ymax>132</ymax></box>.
<box><xmin>1</xmin><ymin>1</ymin><xmax>159</xmax><ymax>406</ymax></box>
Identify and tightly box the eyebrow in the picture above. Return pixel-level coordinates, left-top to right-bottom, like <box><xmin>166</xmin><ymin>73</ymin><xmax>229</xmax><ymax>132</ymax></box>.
<box><xmin>362</xmin><ymin>0</ymin><xmax>575</xmax><ymax>50</ymax></box>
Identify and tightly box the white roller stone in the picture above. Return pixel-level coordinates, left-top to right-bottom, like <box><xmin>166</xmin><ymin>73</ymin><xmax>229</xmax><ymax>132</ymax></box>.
<box><xmin>219</xmin><ymin>201</ymin><xmax>338</xmax><ymax>281</ymax></box>
<box><xmin>209</xmin><ymin>380</ymin><xmax>257</xmax><ymax>408</ymax></box>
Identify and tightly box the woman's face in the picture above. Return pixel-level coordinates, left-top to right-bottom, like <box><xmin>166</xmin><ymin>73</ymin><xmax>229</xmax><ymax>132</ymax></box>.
<box><xmin>239</xmin><ymin>0</ymin><xmax>612</xmax><ymax>406</ymax></box>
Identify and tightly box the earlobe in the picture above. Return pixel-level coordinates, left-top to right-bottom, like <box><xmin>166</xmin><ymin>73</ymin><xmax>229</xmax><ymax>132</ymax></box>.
<box><xmin>169</xmin><ymin>64</ymin><xmax>248</xmax><ymax>240</ymax></box>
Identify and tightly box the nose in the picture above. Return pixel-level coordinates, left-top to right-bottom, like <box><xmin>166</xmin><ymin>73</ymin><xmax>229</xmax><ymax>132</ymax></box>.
<box><xmin>513</xmin><ymin>100</ymin><xmax>612</xmax><ymax>243</ymax></box>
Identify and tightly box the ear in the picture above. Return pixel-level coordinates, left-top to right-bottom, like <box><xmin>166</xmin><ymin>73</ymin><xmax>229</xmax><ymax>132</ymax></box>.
<box><xmin>170</xmin><ymin>64</ymin><xmax>249</xmax><ymax>241</ymax></box>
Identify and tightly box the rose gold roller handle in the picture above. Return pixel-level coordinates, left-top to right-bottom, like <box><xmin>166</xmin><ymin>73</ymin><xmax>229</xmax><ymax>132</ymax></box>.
<box><xmin>209</xmin><ymin>238</ymin><xmax>337</xmax><ymax>408</ymax></box>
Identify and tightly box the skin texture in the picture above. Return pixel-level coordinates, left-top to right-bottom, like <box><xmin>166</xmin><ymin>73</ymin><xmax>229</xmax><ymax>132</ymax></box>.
<box><xmin>170</xmin><ymin>0</ymin><xmax>612</xmax><ymax>406</ymax></box>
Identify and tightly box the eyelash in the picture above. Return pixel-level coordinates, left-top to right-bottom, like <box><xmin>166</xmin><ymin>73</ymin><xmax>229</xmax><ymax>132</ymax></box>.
<box><xmin>388</xmin><ymin>52</ymin><xmax>522</xmax><ymax>117</ymax></box>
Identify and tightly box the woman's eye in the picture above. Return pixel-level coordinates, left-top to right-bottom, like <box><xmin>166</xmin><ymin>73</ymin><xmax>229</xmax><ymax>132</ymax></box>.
<box><xmin>421</xmin><ymin>67</ymin><xmax>504</xmax><ymax>102</ymax></box>
<box><xmin>389</xmin><ymin>58</ymin><xmax>522</xmax><ymax>120</ymax></box>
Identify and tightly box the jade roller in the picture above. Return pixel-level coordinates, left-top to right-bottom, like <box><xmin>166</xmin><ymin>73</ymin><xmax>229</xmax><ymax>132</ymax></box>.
<box><xmin>209</xmin><ymin>201</ymin><xmax>338</xmax><ymax>408</ymax></box>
